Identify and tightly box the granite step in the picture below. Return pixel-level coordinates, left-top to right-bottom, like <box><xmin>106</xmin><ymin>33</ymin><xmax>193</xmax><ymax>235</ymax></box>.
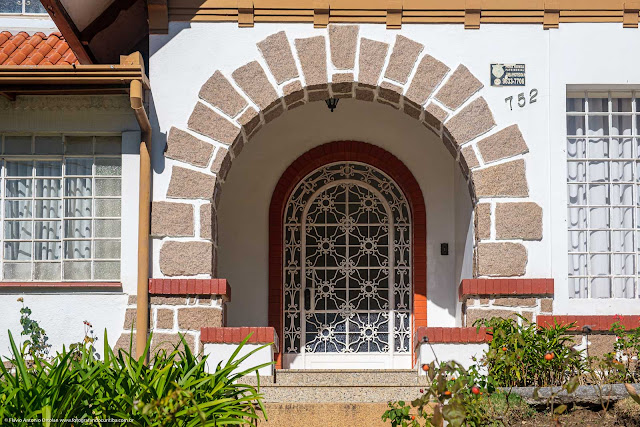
<box><xmin>258</xmin><ymin>403</ymin><xmax>390</xmax><ymax>426</ymax></box>
<box><xmin>248</xmin><ymin>369</ymin><xmax>428</xmax><ymax>403</ymax></box>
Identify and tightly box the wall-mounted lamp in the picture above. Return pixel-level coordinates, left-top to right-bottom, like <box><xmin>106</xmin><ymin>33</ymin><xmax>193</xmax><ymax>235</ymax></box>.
<box><xmin>325</xmin><ymin>98</ymin><xmax>339</xmax><ymax>112</ymax></box>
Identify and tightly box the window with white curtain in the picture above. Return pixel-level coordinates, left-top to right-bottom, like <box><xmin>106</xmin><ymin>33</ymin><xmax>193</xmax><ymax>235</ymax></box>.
<box><xmin>0</xmin><ymin>134</ymin><xmax>121</xmax><ymax>282</ymax></box>
<box><xmin>567</xmin><ymin>91</ymin><xmax>640</xmax><ymax>299</ymax></box>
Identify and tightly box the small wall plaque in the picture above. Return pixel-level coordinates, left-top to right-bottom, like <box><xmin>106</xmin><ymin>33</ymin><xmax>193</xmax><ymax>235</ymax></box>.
<box><xmin>490</xmin><ymin>64</ymin><xmax>525</xmax><ymax>86</ymax></box>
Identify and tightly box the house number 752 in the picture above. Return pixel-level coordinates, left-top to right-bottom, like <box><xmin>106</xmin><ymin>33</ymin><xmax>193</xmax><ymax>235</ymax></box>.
<box><xmin>505</xmin><ymin>89</ymin><xmax>538</xmax><ymax>110</ymax></box>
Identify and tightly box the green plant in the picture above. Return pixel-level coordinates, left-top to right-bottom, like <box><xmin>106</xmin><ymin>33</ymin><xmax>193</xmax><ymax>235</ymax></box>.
<box><xmin>17</xmin><ymin>297</ymin><xmax>50</xmax><ymax>360</ymax></box>
<box><xmin>382</xmin><ymin>361</ymin><xmax>520</xmax><ymax>427</ymax></box>
<box><xmin>0</xmin><ymin>328</ymin><xmax>271</xmax><ymax>426</ymax></box>
<box><xmin>474</xmin><ymin>315</ymin><xmax>585</xmax><ymax>387</ymax></box>
<box><xmin>610</xmin><ymin>320</ymin><xmax>640</xmax><ymax>382</ymax></box>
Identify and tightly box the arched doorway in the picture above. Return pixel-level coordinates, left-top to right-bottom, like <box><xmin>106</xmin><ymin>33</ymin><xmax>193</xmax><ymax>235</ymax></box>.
<box><xmin>270</xmin><ymin>141</ymin><xmax>426</xmax><ymax>369</ymax></box>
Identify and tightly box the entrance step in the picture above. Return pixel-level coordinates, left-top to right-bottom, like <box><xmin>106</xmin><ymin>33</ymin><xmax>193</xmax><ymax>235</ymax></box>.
<box><xmin>249</xmin><ymin>369</ymin><xmax>427</xmax><ymax>403</ymax></box>
<box><xmin>259</xmin><ymin>403</ymin><xmax>390</xmax><ymax>426</ymax></box>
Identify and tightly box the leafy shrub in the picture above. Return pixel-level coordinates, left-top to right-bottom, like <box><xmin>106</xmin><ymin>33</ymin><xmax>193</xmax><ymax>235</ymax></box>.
<box><xmin>611</xmin><ymin>321</ymin><xmax>640</xmax><ymax>382</ymax></box>
<box><xmin>382</xmin><ymin>361</ymin><xmax>532</xmax><ymax>427</ymax></box>
<box><xmin>17</xmin><ymin>297</ymin><xmax>50</xmax><ymax>360</ymax></box>
<box><xmin>474</xmin><ymin>315</ymin><xmax>585</xmax><ymax>387</ymax></box>
<box><xmin>0</xmin><ymin>330</ymin><xmax>271</xmax><ymax>426</ymax></box>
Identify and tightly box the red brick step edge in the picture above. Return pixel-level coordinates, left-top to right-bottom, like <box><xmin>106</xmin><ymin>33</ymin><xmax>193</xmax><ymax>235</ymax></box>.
<box><xmin>200</xmin><ymin>327</ymin><xmax>278</xmax><ymax>352</ymax></box>
<box><xmin>149</xmin><ymin>278</ymin><xmax>230</xmax><ymax>300</ymax></box>
<box><xmin>459</xmin><ymin>279</ymin><xmax>554</xmax><ymax>301</ymax></box>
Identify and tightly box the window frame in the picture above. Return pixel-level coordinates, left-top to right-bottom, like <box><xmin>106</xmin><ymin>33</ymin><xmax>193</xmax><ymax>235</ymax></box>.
<box><xmin>566</xmin><ymin>90</ymin><xmax>640</xmax><ymax>300</ymax></box>
<box><xmin>0</xmin><ymin>133</ymin><xmax>123</xmax><ymax>283</ymax></box>
<box><xmin>0</xmin><ymin>0</ymin><xmax>47</xmax><ymax>15</ymax></box>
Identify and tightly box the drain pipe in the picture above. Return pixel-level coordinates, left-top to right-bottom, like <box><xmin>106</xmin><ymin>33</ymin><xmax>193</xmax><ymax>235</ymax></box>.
<box><xmin>130</xmin><ymin>78</ymin><xmax>151</xmax><ymax>361</ymax></box>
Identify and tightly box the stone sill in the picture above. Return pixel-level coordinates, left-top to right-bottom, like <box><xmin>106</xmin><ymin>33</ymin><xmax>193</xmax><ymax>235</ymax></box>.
<box><xmin>537</xmin><ymin>315</ymin><xmax>640</xmax><ymax>331</ymax></box>
<box><xmin>0</xmin><ymin>281</ymin><xmax>121</xmax><ymax>289</ymax></box>
<box><xmin>415</xmin><ymin>327</ymin><xmax>491</xmax><ymax>345</ymax></box>
<box><xmin>149</xmin><ymin>278</ymin><xmax>230</xmax><ymax>301</ymax></box>
<box><xmin>459</xmin><ymin>278</ymin><xmax>554</xmax><ymax>301</ymax></box>
<box><xmin>201</xmin><ymin>326</ymin><xmax>278</xmax><ymax>351</ymax></box>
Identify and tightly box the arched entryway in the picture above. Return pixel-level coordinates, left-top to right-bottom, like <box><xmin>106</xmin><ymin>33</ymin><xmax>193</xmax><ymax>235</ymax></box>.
<box><xmin>269</xmin><ymin>141</ymin><xmax>426</xmax><ymax>368</ymax></box>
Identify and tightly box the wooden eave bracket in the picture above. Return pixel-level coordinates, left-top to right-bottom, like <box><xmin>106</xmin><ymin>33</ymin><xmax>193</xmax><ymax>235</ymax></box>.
<box><xmin>238</xmin><ymin>0</ymin><xmax>254</xmax><ymax>27</ymax></box>
<box><xmin>148</xmin><ymin>0</ymin><xmax>169</xmax><ymax>35</ymax></box>
<box><xmin>387</xmin><ymin>0</ymin><xmax>402</xmax><ymax>29</ymax></box>
<box><xmin>40</xmin><ymin>0</ymin><xmax>94</xmax><ymax>64</ymax></box>
<box><xmin>543</xmin><ymin>0</ymin><xmax>560</xmax><ymax>29</ymax></box>
<box><xmin>464</xmin><ymin>0</ymin><xmax>481</xmax><ymax>29</ymax></box>
<box><xmin>624</xmin><ymin>0</ymin><xmax>640</xmax><ymax>27</ymax></box>
<box><xmin>314</xmin><ymin>0</ymin><xmax>329</xmax><ymax>28</ymax></box>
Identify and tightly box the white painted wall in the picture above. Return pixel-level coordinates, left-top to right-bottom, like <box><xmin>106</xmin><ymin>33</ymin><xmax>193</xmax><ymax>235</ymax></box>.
<box><xmin>0</xmin><ymin>15</ymin><xmax>57</xmax><ymax>34</ymax></box>
<box><xmin>143</xmin><ymin>21</ymin><xmax>640</xmax><ymax>335</ymax></box>
<box><xmin>416</xmin><ymin>342</ymin><xmax>488</xmax><ymax>372</ymax></box>
<box><xmin>0</xmin><ymin>96</ymin><xmax>140</xmax><ymax>358</ymax></box>
<box><xmin>203</xmin><ymin>342</ymin><xmax>275</xmax><ymax>376</ymax></box>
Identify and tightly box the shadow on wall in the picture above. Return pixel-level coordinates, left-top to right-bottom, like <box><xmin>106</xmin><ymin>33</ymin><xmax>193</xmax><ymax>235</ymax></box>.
<box><xmin>217</xmin><ymin>99</ymin><xmax>474</xmax><ymax>328</ymax></box>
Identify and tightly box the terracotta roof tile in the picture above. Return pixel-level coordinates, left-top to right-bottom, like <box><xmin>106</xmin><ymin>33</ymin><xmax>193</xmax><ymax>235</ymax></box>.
<box><xmin>0</xmin><ymin>32</ymin><xmax>78</xmax><ymax>66</ymax></box>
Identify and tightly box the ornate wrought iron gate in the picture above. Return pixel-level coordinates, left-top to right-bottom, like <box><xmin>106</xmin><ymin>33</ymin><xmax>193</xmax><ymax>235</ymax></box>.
<box><xmin>283</xmin><ymin>162</ymin><xmax>411</xmax><ymax>367</ymax></box>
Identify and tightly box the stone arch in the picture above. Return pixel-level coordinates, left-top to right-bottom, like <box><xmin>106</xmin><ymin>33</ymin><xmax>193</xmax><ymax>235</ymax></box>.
<box><xmin>154</xmin><ymin>26</ymin><xmax>542</xmax><ymax>281</ymax></box>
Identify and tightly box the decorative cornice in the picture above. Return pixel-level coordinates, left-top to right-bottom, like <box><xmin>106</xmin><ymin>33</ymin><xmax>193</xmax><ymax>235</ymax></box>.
<box><xmin>161</xmin><ymin>0</ymin><xmax>639</xmax><ymax>31</ymax></box>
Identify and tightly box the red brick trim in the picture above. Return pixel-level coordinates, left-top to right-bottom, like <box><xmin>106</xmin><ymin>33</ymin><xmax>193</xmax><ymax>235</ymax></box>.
<box><xmin>149</xmin><ymin>278</ymin><xmax>231</xmax><ymax>300</ymax></box>
<box><xmin>200</xmin><ymin>327</ymin><xmax>278</xmax><ymax>351</ymax></box>
<box><xmin>0</xmin><ymin>282</ymin><xmax>121</xmax><ymax>289</ymax></box>
<box><xmin>458</xmin><ymin>279</ymin><xmax>554</xmax><ymax>301</ymax></box>
<box><xmin>269</xmin><ymin>141</ymin><xmax>427</xmax><ymax>368</ymax></box>
<box><xmin>415</xmin><ymin>326</ymin><xmax>491</xmax><ymax>344</ymax></box>
<box><xmin>537</xmin><ymin>315</ymin><xmax>640</xmax><ymax>332</ymax></box>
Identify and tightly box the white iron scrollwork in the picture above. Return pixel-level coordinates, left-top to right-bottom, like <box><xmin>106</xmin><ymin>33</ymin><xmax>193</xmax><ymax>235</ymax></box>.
<box><xmin>283</xmin><ymin>162</ymin><xmax>412</xmax><ymax>355</ymax></box>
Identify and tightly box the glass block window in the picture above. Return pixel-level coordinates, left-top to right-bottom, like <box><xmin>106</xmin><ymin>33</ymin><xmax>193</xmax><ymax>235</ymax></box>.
<box><xmin>567</xmin><ymin>91</ymin><xmax>640</xmax><ymax>299</ymax></box>
<box><xmin>0</xmin><ymin>135</ymin><xmax>122</xmax><ymax>281</ymax></box>
<box><xmin>0</xmin><ymin>0</ymin><xmax>46</xmax><ymax>14</ymax></box>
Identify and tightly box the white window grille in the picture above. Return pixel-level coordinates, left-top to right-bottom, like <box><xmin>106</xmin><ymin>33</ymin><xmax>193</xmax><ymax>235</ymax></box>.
<box><xmin>0</xmin><ymin>0</ymin><xmax>46</xmax><ymax>14</ymax></box>
<box><xmin>283</xmin><ymin>162</ymin><xmax>411</xmax><ymax>356</ymax></box>
<box><xmin>567</xmin><ymin>91</ymin><xmax>640</xmax><ymax>299</ymax></box>
<box><xmin>0</xmin><ymin>134</ymin><xmax>121</xmax><ymax>282</ymax></box>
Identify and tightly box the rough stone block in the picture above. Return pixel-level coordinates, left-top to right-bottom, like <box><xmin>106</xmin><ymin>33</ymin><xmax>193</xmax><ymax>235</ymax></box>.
<box><xmin>257</xmin><ymin>31</ymin><xmax>298</xmax><ymax>84</ymax></box>
<box><xmin>237</xmin><ymin>107</ymin><xmax>261</xmax><ymax>137</ymax></box>
<box><xmin>331</xmin><ymin>73</ymin><xmax>353</xmax><ymax>94</ymax></box>
<box><xmin>493</xmin><ymin>297</ymin><xmax>537</xmax><ymax>307</ymax></box>
<box><xmin>283</xmin><ymin>80</ymin><xmax>304</xmax><ymax>105</ymax></box>
<box><xmin>177</xmin><ymin>307</ymin><xmax>223</xmax><ymax>330</ymax></box>
<box><xmin>378</xmin><ymin>81</ymin><xmax>402</xmax><ymax>104</ymax></box>
<box><xmin>264</xmin><ymin>102</ymin><xmax>284</xmax><ymax>123</ymax></box>
<box><xmin>435</xmin><ymin>65</ymin><xmax>483</xmax><ymax>110</ymax></box>
<box><xmin>232</xmin><ymin>61</ymin><xmax>279</xmax><ymax>110</ymax></box>
<box><xmin>384</xmin><ymin>35</ymin><xmax>423</xmax><ymax>84</ymax></box>
<box><xmin>477</xmin><ymin>242</ymin><xmax>527</xmax><ymax>277</ymax></box>
<box><xmin>165</xmin><ymin>127</ymin><xmax>214</xmax><ymax>168</ymax></box>
<box><xmin>200</xmin><ymin>203</ymin><xmax>212</xmax><ymax>240</ymax></box>
<box><xmin>475</xmin><ymin>203</ymin><xmax>491</xmax><ymax>240</ymax></box>
<box><xmin>187</xmin><ymin>103</ymin><xmax>239</xmax><ymax>145</ymax></box>
<box><xmin>151</xmin><ymin>201</ymin><xmax>194</xmax><ymax>237</ymax></box>
<box><xmin>540</xmin><ymin>298</ymin><xmax>553</xmax><ymax>313</ymax></box>
<box><xmin>473</xmin><ymin>160</ymin><xmax>529</xmax><ymax>198</ymax></box>
<box><xmin>329</xmin><ymin>25</ymin><xmax>358</xmax><ymax>69</ymax></box>
<box><xmin>123</xmin><ymin>308</ymin><xmax>136</xmax><ymax>329</ymax></box>
<box><xmin>150</xmin><ymin>296</ymin><xmax>187</xmax><ymax>305</ymax></box>
<box><xmin>355</xmin><ymin>88</ymin><xmax>375</xmax><ymax>102</ymax></box>
<box><xmin>466</xmin><ymin>309</ymin><xmax>519</xmax><ymax>326</ymax></box>
<box><xmin>156</xmin><ymin>308</ymin><xmax>175</xmax><ymax>329</ymax></box>
<box><xmin>295</xmin><ymin>36</ymin><xmax>328</xmax><ymax>87</ymax></box>
<box><xmin>495</xmin><ymin>202</ymin><xmax>542</xmax><ymax>240</ymax></box>
<box><xmin>151</xmin><ymin>332</ymin><xmax>195</xmax><ymax>354</ymax></box>
<box><xmin>477</xmin><ymin>124</ymin><xmax>528</xmax><ymax>164</ymax></box>
<box><xmin>445</xmin><ymin>97</ymin><xmax>495</xmax><ymax>145</ymax></box>
<box><xmin>358</xmin><ymin>38</ymin><xmax>389</xmax><ymax>86</ymax></box>
<box><xmin>406</xmin><ymin>55</ymin><xmax>450</xmax><ymax>105</ymax></box>
<box><xmin>210</xmin><ymin>147</ymin><xmax>231</xmax><ymax>179</ymax></box>
<box><xmin>403</xmin><ymin>102</ymin><xmax>421</xmax><ymax>120</ymax></box>
<box><xmin>127</xmin><ymin>295</ymin><xmax>137</xmax><ymax>305</ymax></box>
<box><xmin>159</xmin><ymin>241</ymin><xmax>213</xmax><ymax>276</ymax></box>
<box><xmin>308</xmin><ymin>90</ymin><xmax>330</xmax><ymax>102</ymax></box>
<box><xmin>587</xmin><ymin>334</ymin><xmax>617</xmax><ymax>359</ymax></box>
<box><xmin>198</xmin><ymin>71</ymin><xmax>247</xmax><ymax>117</ymax></box>
<box><xmin>114</xmin><ymin>333</ymin><xmax>136</xmax><ymax>356</ymax></box>
<box><xmin>424</xmin><ymin>102</ymin><xmax>447</xmax><ymax>129</ymax></box>
<box><xmin>461</xmin><ymin>146</ymin><xmax>480</xmax><ymax>169</ymax></box>
<box><xmin>167</xmin><ymin>166</ymin><xmax>216</xmax><ymax>200</ymax></box>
